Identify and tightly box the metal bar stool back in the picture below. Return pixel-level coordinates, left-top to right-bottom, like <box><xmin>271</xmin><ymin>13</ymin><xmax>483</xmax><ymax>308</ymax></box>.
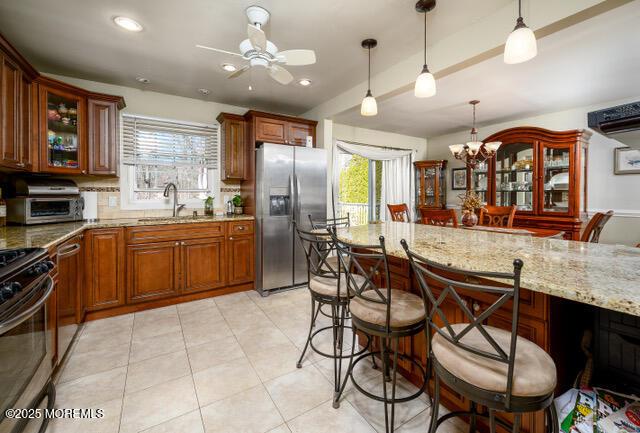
<box><xmin>309</xmin><ymin>213</ymin><xmax>351</xmax><ymax>230</ymax></box>
<box><xmin>401</xmin><ymin>239</ymin><xmax>558</xmax><ymax>433</ymax></box>
<box><xmin>331</xmin><ymin>228</ymin><xmax>429</xmax><ymax>432</ymax></box>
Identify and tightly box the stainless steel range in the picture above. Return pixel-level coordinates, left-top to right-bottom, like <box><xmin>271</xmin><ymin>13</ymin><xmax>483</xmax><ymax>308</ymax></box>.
<box><xmin>0</xmin><ymin>248</ymin><xmax>56</xmax><ymax>433</ymax></box>
<box><xmin>6</xmin><ymin>178</ymin><xmax>83</xmax><ymax>225</ymax></box>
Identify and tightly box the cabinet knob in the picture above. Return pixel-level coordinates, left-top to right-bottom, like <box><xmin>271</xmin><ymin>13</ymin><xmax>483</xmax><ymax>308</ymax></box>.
<box><xmin>175</xmin><ymin>242</ymin><xmax>179</xmax><ymax>246</ymax></box>
<box><xmin>472</xmin><ymin>302</ymin><xmax>480</xmax><ymax>312</ymax></box>
<box><xmin>229</xmin><ymin>237</ymin><xmax>234</xmax><ymax>240</ymax></box>
<box><xmin>181</xmin><ymin>241</ymin><xmax>185</xmax><ymax>245</ymax></box>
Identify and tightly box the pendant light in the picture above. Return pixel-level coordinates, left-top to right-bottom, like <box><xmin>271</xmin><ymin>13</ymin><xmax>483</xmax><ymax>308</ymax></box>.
<box><xmin>360</xmin><ymin>39</ymin><xmax>378</xmax><ymax>117</ymax></box>
<box><xmin>414</xmin><ymin>0</ymin><xmax>436</xmax><ymax>98</ymax></box>
<box><xmin>504</xmin><ymin>0</ymin><xmax>537</xmax><ymax>64</ymax></box>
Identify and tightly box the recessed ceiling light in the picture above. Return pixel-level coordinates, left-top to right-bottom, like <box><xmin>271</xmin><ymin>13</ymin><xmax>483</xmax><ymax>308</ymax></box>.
<box><xmin>221</xmin><ymin>63</ymin><xmax>237</xmax><ymax>72</ymax></box>
<box><xmin>298</xmin><ymin>78</ymin><xmax>312</xmax><ymax>87</ymax></box>
<box><xmin>197</xmin><ymin>88</ymin><xmax>211</xmax><ymax>95</ymax></box>
<box><xmin>135</xmin><ymin>76</ymin><xmax>150</xmax><ymax>84</ymax></box>
<box><xmin>248</xmin><ymin>85</ymin><xmax>253</xmax><ymax>91</ymax></box>
<box><xmin>114</xmin><ymin>16</ymin><xmax>143</xmax><ymax>32</ymax></box>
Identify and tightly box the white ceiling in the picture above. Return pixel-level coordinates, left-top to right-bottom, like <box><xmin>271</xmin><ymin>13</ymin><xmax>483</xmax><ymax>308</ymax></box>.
<box><xmin>333</xmin><ymin>1</ymin><xmax>640</xmax><ymax>138</ymax></box>
<box><xmin>0</xmin><ymin>0</ymin><xmax>512</xmax><ymax>115</ymax></box>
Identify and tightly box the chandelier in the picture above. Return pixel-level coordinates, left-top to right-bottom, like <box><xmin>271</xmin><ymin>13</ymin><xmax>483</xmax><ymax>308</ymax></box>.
<box><xmin>449</xmin><ymin>100</ymin><xmax>501</xmax><ymax>169</ymax></box>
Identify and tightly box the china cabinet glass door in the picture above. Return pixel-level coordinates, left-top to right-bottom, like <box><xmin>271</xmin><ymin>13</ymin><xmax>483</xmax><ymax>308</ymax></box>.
<box><xmin>41</xmin><ymin>86</ymin><xmax>85</xmax><ymax>174</ymax></box>
<box><xmin>471</xmin><ymin>161</ymin><xmax>489</xmax><ymax>204</ymax></box>
<box><xmin>415</xmin><ymin>160</ymin><xmax>446</xmax><ymax>210</ymax></box>
<box><xmin>494</xmin><ymin>142</ymin><xmax>535</xmax><ymax>212</ymax></box>
<box><xmin>540</xmin><ymin>142</ymin><xmax>573</xmax><ymax>215</ymax></box>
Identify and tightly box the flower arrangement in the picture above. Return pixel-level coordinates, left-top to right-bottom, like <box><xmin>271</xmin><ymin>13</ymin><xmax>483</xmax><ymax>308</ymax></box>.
<box><xmin>458</xmin><ymin>191</ymin><xmax>482</xmax><ymax>212</ymax></box>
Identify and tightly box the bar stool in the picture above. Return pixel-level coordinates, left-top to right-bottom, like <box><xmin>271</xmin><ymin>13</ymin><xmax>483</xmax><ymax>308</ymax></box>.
<box><xmin>332</xmin><ymin>229</ymin><xmax>429</xmax><ymax>433</ymax></box>
<box><xmin>401</xmin><ymin>239</ymin><xmax>558</xmax><ymax>433</ymax></box>
<box><xmin>308</xmin><ymin>213</ymin><xmax>350</xmax><ymax>272</ymax></box>
<box><xmin>294</xmin><ymin>225</ymin><xmax>370</xmax><ymax>398</ymax></box>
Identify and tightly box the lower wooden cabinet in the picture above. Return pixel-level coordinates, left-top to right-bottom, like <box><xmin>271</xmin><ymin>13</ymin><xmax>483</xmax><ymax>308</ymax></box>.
<box><xmin>84</xmin><ymin>228</ymin><xmax>125</xmax><ymax>311</ymax></box>
<box><xmin>127</xmin><ymin>241</ymin><xmax>181</xmax><ymax>303</ymax></box>
<box><xmin>182</xmin><ymin>238</ymin><xmax>227</xmax><ymax>294</ymax></box>
<box><xmin>227</xmin><ymin>235</ymin><xmax>254</xmax><ymax>286</ymax></box>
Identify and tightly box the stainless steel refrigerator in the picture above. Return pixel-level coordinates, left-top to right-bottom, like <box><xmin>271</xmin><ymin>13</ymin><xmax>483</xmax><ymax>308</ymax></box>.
<box><xmin>256</xmin><ymin>143</ymin><xmax>327</xmax><ymax>293</ymax></box>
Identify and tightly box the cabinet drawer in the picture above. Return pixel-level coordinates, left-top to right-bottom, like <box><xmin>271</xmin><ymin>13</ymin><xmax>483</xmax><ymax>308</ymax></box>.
<box><xmin>127</xmin><ymin>223</ymin><xmax>225</xmax><ymax>244</ymax></box>
<box><xmin>227</xmin><ymin>220</ymin><xmax>254</xmax><ymax>236</ymax></box>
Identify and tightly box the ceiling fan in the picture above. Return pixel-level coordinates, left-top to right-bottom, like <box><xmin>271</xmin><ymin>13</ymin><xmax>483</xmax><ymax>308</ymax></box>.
<box><xmin>196</xmin><ymin>5</ymin><xmax>316</xmax><ymax>85</ymax></box>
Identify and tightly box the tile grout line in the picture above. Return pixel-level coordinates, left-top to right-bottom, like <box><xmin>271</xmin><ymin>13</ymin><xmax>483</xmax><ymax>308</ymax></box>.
<box><xmin>117</xmin><ymin>315</ymin><xmax>136</xmax><ymax>433</ymax></box>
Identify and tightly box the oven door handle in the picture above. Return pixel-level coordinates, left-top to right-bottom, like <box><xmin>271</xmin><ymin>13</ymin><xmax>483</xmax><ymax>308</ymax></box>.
<box><xmin>0</xmin><ymin>276</ymin><xmax>54</xmax><ymax>334</ymax></box>
<box><xmin>57</xmin><ymin>243</ymin><xmax>81</xmax><ymax>257</ymax></box>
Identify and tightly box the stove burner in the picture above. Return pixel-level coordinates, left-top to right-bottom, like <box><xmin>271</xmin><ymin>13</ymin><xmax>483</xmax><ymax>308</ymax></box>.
<box><xmin>0</xmin><ymin>249</ymin><xmax>29</xmax><ymax>268</ymax></box>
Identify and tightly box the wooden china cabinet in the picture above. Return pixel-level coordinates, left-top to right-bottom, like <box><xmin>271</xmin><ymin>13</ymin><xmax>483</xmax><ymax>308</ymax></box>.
<box><xmin>468</xmin><ymin>127</ymin><xmax>591</xmax><ymax>239</ymax></box>
<box><xmin>414</xmin><ymin>160</ymin><xmax>447</xmax><ymax>212</ymax></box>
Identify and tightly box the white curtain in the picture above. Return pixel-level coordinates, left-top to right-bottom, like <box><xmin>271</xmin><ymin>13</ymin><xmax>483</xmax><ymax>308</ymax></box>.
<box><xmin>381</xmin><ymin>155</ymin><xmax>413</xmax><ymax>221</ymax></box>
<box><xmin>333</xmin><ymin>140</ymin><xmax>414</xmax><ymax>222</ymax></box>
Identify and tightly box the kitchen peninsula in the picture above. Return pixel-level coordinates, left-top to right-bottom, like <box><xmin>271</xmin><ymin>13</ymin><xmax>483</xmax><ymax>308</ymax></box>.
<box><xmin>334</xmin><ymin>221</ymin><xmax>640</xmax><ymax>433</ymax></box>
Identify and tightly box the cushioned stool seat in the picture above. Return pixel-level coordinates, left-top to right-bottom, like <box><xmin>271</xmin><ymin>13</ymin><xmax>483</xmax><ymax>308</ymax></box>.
<box><xmin>309</xmin><ymin>274</ymin><xmax>366</xmax><ymax>298</ymax></box>
<box><xmin>432</xmin><ymin>323</ymin><xmax>556</xmax><ymax>397</ymax></box>
<box><xmin>349</xmin><ymin>289</ymin><xmax>425</xmax><ymax>328</ymax></box>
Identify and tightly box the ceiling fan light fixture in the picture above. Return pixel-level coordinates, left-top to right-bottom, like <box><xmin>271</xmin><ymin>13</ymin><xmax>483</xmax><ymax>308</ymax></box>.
<box><xmin>414</xmin><ymin>65</ymin><xmax>436</xmax><ymax>98</ymax></box>
<box><xmin>221</xmin><ymin>63</ymin><xmax>237</xmax><ymax>72</ymax></box>
<box><xmin>197</xmin><ymin>88</ymin><xmax>211</xmax><ymax>95</ymax></box>
<box><xmin>504</xmin><ymin>1</ymin><xmax>537</xmax><ymax>64</ymax></box>
<box><xmin>361</xmin><ymin>90</ymin><xmax>378</xmax><ymax>116</ymax></box>
<box><xmin>298</xmin><ymin>78</ymin><xmax>312</xmax><ymax>87</ymax></box>
<box><xmin>113</xmin><ymin>16</ymin><xmax>143</xmax><ymax>32</ymax></box>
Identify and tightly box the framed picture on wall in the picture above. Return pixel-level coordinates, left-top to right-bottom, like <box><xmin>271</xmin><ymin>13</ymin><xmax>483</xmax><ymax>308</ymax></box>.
<box><xmin>614</xmin><ymin>147</ymin><xmax>640</xmax><ymax>174</ymax></box>
<box><xmin>451</xmin><ymin>168</ymin><xmax>467</xmax><ymax>190</ymax></box>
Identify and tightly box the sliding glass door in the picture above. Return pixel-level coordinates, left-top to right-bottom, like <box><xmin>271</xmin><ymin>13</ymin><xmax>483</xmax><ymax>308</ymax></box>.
<box><xmin>336</xmin><ymin>153</ymin><xmax>382</xmax><ymax>225</ymax></box>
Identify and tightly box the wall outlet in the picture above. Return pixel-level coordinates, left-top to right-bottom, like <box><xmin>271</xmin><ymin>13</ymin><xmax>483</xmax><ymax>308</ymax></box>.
<box><xmin>108</xmin><ymin>196</ymin><xmax>118</xmax><ymax>208</ymax></box>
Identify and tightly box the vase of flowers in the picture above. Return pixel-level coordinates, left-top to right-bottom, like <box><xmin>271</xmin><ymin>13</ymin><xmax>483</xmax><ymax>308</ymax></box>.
<box><xmin>458</xmin><ymin>191</ymin><xmax>482</xmax><ymax>227</ymax></box>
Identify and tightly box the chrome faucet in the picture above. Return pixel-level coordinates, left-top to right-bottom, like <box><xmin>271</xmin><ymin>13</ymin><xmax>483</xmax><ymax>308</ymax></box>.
<box><xmin>163</xmin><ymin>182</ymin><xmax>185</xmax><ymax>217</ymax></box>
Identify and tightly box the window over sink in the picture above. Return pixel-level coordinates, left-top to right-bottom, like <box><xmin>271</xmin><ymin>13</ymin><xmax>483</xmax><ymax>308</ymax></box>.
<box><xmin>121</xmin><ymin>115</ymin><xmax>219</xmax><ymax>209</ymax></box>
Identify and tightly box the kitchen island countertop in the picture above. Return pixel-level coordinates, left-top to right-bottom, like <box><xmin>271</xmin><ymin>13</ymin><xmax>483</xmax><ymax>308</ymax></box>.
<box><xmin>335</xmin><ymin>222</ymin><xmax>640</xmax><ymax>316</ymax></box>
<box><xmin>0</xmin><ymin>214</ymin><xmax>255</xmax><ymax>250</ymax></box>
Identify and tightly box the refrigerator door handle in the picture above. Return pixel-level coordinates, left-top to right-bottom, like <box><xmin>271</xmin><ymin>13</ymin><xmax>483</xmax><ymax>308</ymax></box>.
<box><xmin>289</xmin><ymin>174</ymin><xmax>294</xmax><ymax>226</ymax></box>
<box><xmin>295</xmin><ymin>174</ymin><xmax>302</xmax><ymax>224</ymax></box>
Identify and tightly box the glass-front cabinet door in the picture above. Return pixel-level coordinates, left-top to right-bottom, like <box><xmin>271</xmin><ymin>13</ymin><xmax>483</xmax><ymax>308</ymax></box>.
<box><xmin>40</xmin><ymin>85</ymin><xmax>86</xmax><ymax>174</ymax></box>
<box><xmin>493</xmin><ymin>142</ymin><xmax>535</xmax><ymax>212</ymax></box>
<box><xmin>414</xmin><ymin>160</ymin><xmax>446</xmax><ymax>210</ymax></box>
<box><xmin>471</xmin><ymin>161</ymin><xmax>489</xmax><ymax>205</ymax></box>
<box><xmin>540</xmin><ymin>142</ymin><xmax>573</xmax><ymax>216</ymax></box>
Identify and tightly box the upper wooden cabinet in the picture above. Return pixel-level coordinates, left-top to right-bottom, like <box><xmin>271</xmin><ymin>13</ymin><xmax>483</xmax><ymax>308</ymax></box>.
<box><xmin>0</xmin><ymin>36</ymin><xmax>37</xmax><ymax>171</ymax></box>
<box><xmin>37</xmin><ymin>77</ymin><xmax>125</xmax><ymax>176</ymax></box>
<box><xmin>218</xmin><ymin>113</ymin><xmax>246</xmax><ymax>180</ymax></box>
<box><xmin>245</xmin><ymin>110</ymin><xmax>317</xmax><ymax>146</ymax></box>
<box><xmin>469</xmin><ymin>127</ymin><xmax>591</xmax><ymax>239</ymax></box>
<box><xmin>415</xmin><ymin>160</ymin><xmax>447</xmax><ymax>211</ymax></box>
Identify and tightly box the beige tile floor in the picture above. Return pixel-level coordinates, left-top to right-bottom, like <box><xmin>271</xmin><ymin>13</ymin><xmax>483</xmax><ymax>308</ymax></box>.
<box><xmin>48</xmin><ymin>288</ymin><xmax>467</xmax><ymax>433</ymax></box>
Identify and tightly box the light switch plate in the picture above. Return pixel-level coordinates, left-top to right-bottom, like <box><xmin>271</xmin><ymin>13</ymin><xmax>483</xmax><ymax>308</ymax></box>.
<box><xmin>108</xmin><ymin>196</ymin><xmax>118</xmax><ymax>207</ymax></box>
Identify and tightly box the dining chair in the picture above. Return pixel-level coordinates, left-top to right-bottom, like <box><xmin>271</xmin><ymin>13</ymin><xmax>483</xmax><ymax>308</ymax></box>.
<box><xmin>420</xmin><ymin>208</ymin><xmax>458</xmax><ymax>228</ymax></box>
<box><xmin>580</xmin><ymin>210</ymin><xmax>614</xmax><ymax>243</ymax></box>
<box><xmin>478</xmin><ymin>205</ymin><xmax>516</xmax><ymax>228</ymax></box>
<box><xmin>387</xmin><ymin>203</ymin><xmax>410</xmax><ymax>222</ymax></box>
<box><xmin>402</xmin><ymin>240</ymin><xmax>558</xmax><ymax>433</ymax></box>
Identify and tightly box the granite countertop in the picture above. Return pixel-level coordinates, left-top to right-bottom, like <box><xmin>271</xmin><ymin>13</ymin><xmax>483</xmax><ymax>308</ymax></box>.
<box><xmin>0</xmin><ymin>214</ymin><xmax>254</xmax><ymax>250</ymax></box>
<box><xmin>335</xmin><ymin>222</ymin><xmax>640</xmax><ymax>316</ymax></box>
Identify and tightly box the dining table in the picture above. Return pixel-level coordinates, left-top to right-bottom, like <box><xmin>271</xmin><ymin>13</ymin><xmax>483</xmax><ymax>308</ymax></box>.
<box><xmin>461</xmin><ymin>224</ymin><xmax>564</xmax><ymax>238</ymax></box>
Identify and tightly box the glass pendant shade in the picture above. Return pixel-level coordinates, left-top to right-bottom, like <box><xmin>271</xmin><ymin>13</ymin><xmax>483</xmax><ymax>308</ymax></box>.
<box><xmin>485</xmin><ymin>141</ymin><xmax>502</xmax><ymax>152</ymax></box>
<box><xmin>361</xmin><ymin>90</ymin><xmax>378</xmax><ymax>116</ymax></box>
<box><xmin>414</xmin><ymin>65</ymin><xmax>436</xmax><ymax>98</ymax></box>
<box><xmin>466</xmin><ymin>141</ymin><xmax>483</xmax><ymax>155</ymax></box>
<box><xmin>504</xmin><ymin>20</ymin><xmax>537</xmax><ymax>64</ymax></box>
<box><xmin>449</xmin><ymin>144</ymin><xmax>464</xmax><ymax>156</ymax></box>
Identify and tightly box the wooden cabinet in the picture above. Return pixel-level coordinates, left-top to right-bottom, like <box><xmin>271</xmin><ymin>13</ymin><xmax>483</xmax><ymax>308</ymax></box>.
<box><xmin>470</xmin><ymin>127</ymin><xmax>591</xmax><ymax>239</ymax></box>
<box><xmin>127</xmin><ymin>241</ymin><xmax>181</xmax><ymax>303</ymax></box>
<box><xmin>1</xmin><ymin>54</ymin><xmax>21</xmax><ymax>169</ymax></box>
<box><xmin>287</xmin><ymin>122</ymin><xmax>314</xmax><ymax>146</ymax></box>
<box><xmin>56</xmin><ymin>235</ymin><xmax>82</xmax><ymax>324</ymax></box>
<box><xmin>84</xmin><ymin>228</ymin><xmax>125</xmax><ymax>311</ymax></box>
<box><xmin>88</xmin><ymin>96</ymin><xmax>120</xmax><ymax>175</ymax></box>
<box><xmin>227</xmin><ymin>234</ymin><xmax>254</xmax><ymax>286</ymax></box>
<box><xmin>182</xmin><ymin>238</ymin><xmax>226</xmax><ymax>293</ymax></box>
<box><xmin>255</xmin><ymin>116</ymin><xmax>287</xmax><ymax>143</ymax></box>
<box><xmin>218</xmin><ymin>113</ymin><xmax>246</xmax><ymax>180</ymax></box>
<box><xmin>415</xmin><ymin>160</ymin><xmax>447</xmax><ymax>211</ymax></box>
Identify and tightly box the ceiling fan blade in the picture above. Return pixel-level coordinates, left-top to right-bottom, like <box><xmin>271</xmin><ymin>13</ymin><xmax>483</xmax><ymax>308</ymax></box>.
<box><xmin>195</xmin><ymin>45</ymin><xmax>244</xmax><ymax>57</ymax></box>
<box><xmin>269</xmin><ymin>65</ymin><xmax>294</xmax><ymax>85</ymax></box>
<box><xmin>227</xmin><ymin>65</ymin><xmax>250</xmax><ymax>79</ymax></box>
<box><xmin>277</xmin><ymin>49</ymin><xmax>316</xmax><ymax>66</ymax></box>
<box><xmin>247</xmin><ymin>24</ymin><xmax>267</xmax><ymax>51</ymax></box>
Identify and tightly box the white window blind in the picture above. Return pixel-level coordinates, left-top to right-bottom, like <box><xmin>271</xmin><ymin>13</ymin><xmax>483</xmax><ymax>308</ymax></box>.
<box><xmin>121</xmin><ymin>115</ymin><xmax>218</xmax><ymax>203</ymax></box>
<box><xmin>122</xmin><ymin>115</ymin><xmax>218</xmax><ymax>168</ymax></box>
